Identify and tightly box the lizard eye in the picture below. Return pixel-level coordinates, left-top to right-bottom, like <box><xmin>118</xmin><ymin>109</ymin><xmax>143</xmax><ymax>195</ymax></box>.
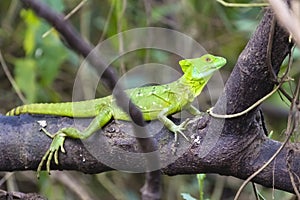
<box><xmin>205</xmin><ymin>57</ymin><xmax>212</xmax><ymax>62</ymax></box>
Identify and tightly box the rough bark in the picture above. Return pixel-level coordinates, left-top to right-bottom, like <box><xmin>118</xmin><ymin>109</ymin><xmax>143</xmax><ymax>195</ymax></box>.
<box><xmin>1</xmin><ymin>2</ymin><xmax>298</xmax><ymax>197</ymax></box>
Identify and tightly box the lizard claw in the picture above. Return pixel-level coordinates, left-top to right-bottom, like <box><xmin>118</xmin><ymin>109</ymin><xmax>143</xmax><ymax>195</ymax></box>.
<box><xmin>37</xmin><ymin>131</ymin><xmax>66</xmax><ymax>178</ymax></box>
<box><xmin>173</xmin><ymin>118</ymin><xmax>191</xmax><ymax>142</ymax></box>
<box><xmin>170</xmin><ymin>118</ymin><xmax>192</xmax><ymax>154</ymax></box>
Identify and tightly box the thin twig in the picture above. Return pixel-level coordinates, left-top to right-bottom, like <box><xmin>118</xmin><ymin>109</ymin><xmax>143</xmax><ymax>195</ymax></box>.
<box><xmin>287</xmin><ymin>151</ymin><xmax>300</xmax><ymax>198</ymax></box>
<box><xmin>266</xmin><ymin>15</ymin><xmax>277</xmax><ymax>81</ymax></box>
<box><xmin>0</xmin><ymin>172</ymin><xmax>14</xmax><ymax>187</ymax></box>
<box><xmin>233</xmin><ymin>50</ymin><xmax>295</xmax><ymax>200</ymax></box>
<box><xmin>20</xmin><ymin>0</ymin><xmax>160</xmax><ymax>198</ymax></box>
<box><xmin>277</xmin><ymin>47</ymin><xmax>294</xmax><ymax>103</ymax></box>
<box><xmin>0</xmin><ymin>50</ymin><xmax>27</xmax><ymax>104</ymax></box>
<box><xmin>266</xmin><ymin>15</ymin><xmax>294</xmax><ymax>103</ymax></box>
<box><xmin>98</xmin><ymin>0</ymin><xmax>115</xmax><ymax>42</ymax></box>
<box><xmin>251</xmin><ymin>182</ymin><xmax>259</xmax><ymax>200</ymax></box>
<box><xmin>208</xmin><ymin>83</ymin><xmax>283</xmax><ymax>118</ymax></box>
<box><xmin>209</xmin><ymin>47</ymin><xmax>293</xmax><ymax>119</ymax></box>
<box><xmin>217</xmin><ymin>0</ymin><xmax>269</xmax><ymax>7</ymax></box>
<box><xmin>117</xmin><ymin>0</ymin><xmax>127</xmax><ymax>74</ymax></box>
<box><xmin>272</xmin><ymin>158</ymin><xmax>276</xmax><ymax>199</ymax></box>
<box><xmin>286</xmin><ymin>78</ymin><xmax>300</xmax><ymax>198</ymax></box>
<box><xmin>51</xmin><ymin>172</ymin><xmax>95</xmax><ymax>200</ymax></box>
<box><xmin>233</xmin><ymin>95</ymin><xmax>296</xmax><ymax>199</ymax></box>
<box><xmin>42</xmin><ymin>0</ymin><xmax>88</xmax><ymax>38</ymax></box>
<box><xmin>96</xmin><ymin>173</ymin><xmax>125</xmax><ymax>200</ymax></box>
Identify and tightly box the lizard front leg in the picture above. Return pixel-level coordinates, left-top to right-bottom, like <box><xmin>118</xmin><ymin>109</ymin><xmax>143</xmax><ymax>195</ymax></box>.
<box><xmin>157</xmin><ymin>106</ymin><xmax>190</xmax><ymax>142</ymax></box>
<box><xmin>185</xmin><ymin>104</ymin><xmax>202</xmax><ymax>116</ymax></box>
<box><xmin>37</xmin><ymin>107</ymin><xmax>112</xmax><ymax>177</ymax></box>
<box><xmin>184</xmin><ymin>104</ymin><xmax>205</xmax><ymax>125</ymax></box>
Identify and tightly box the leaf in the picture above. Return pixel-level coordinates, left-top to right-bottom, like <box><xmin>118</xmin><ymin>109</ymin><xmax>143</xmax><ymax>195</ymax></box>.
<box><xmin>37</xmin><ymin>34</ymin><xmax>68</xmax><ymax>86</ymax></box>
<box><xmin>18</xmin><ymin>1</ymin><xmax>70</xmax><ymax>102</ymax></box>
<box><xmin>14</xmin><ymin>58</ymin><xmax>37</xmax><ymax>103</ymax></box>
<box><xmin>20</xmin><ymin>9</ymin><xmax>40</xmax><ymax>56</ymax></box>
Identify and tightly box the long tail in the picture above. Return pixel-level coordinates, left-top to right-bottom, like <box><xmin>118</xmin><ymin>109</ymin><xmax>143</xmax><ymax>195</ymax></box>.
<box><xmin>6</xmin><ymin>99</ymin><xmax>102</xmax><ymax>117</ymax></box>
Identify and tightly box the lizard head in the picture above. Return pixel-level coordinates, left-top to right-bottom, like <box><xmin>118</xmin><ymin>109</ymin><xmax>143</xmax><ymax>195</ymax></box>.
<box><xmin>179</xmin><ymin>54</ymin><xmax>226</xmax><ymax>81</ymax></box>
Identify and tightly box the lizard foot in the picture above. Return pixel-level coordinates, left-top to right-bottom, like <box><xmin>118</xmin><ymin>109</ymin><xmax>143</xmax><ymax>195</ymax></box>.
<box><xmin>173</xmin><ymin>118</ymin><xmax>191</xmax><ymax>142</ymax></box>
<box><xmin>37</xmin><ymin>128</ymin><xmax>66</xmax><ymax>178</ymax></box>
<box><xmin>170</xmin><ymin>118</ymin><xmax>192</xmax><ymax>154</ymax></box>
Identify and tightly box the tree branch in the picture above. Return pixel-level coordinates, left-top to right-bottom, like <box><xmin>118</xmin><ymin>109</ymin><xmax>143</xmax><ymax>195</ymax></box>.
<box><xmin>1</xmin><ymin>1</ymin><xmax>298</xmax><ymax>197</ymax></box>
<box><xmin>19</xmin><ymin>0</ymin><xmax>161</xmax><ymax>199</ymax></box>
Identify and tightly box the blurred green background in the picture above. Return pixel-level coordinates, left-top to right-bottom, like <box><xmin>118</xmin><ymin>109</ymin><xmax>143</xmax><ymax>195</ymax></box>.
<box><xmin>0</xmin><ymin>0</ymin><xmax>297</xmax><ymax>199</ymax></box>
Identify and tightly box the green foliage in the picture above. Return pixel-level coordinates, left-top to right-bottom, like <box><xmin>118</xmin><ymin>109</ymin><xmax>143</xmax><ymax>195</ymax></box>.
<box><xmin>21</xmin><ymin>10</ymin><xmax>39</xmax><ymax>56</ymax></box>
<box><xmin>0</xmin><ymin>0</ymin><xmax>295</xmax><ymax>199</ymax></box>
<box><xmin>14</xmin><ymin>9</ymin><xmax>70</xmax><ymax>103</ymax></box>
<box><xmin>39</xmin><ymin>173</ymin><xmax>65</xmax><ymax>199</ymax></box>
<box><xmin>197</xmin><ymin>174</ymin><xmax>206</xmax><ymax>200</ymax></box>
<box><xmin>14</xmin><ymin>58</ymin><xmax>36</xmax><ymax>103</ymax></box>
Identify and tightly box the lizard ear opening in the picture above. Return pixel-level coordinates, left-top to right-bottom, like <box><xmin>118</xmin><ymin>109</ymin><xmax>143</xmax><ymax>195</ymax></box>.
<box><xmin>179</xmin><ymin>59</ymin><xmax>192</xmax><ymax>74</ymax></box>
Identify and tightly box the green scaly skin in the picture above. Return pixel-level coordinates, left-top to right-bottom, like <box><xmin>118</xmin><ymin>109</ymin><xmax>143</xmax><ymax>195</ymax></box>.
<box><xmin>6</xmin><ymin>54</ymin><xmax>226</xmax><ymax>177</ymax></box>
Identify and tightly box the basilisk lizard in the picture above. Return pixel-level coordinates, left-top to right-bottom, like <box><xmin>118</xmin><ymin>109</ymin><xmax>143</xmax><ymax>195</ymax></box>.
<box><xmin>6</xmin><ymin>54</ymin><xmax>226</xmax><ymax>176</ymax></box>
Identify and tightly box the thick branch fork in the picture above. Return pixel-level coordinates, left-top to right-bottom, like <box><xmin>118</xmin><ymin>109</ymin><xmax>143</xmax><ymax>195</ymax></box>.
<box><xmin>1</xmin><ymin>1</ymin><xmax>298</xmax><ymax>197</ymax></box>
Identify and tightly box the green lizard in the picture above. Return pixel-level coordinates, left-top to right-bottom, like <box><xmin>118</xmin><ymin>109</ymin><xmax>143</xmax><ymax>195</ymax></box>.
<box><xmin>6</xmin><ymin>54</ymin><xmax>226</xmax><ymax>176</ymax></box>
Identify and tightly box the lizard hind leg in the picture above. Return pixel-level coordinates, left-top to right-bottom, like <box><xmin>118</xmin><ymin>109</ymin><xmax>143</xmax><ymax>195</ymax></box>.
<box><xmin>37</xmin><ymin>107</ymin><xmax>113</xmax><ymax>177</ymax></box>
